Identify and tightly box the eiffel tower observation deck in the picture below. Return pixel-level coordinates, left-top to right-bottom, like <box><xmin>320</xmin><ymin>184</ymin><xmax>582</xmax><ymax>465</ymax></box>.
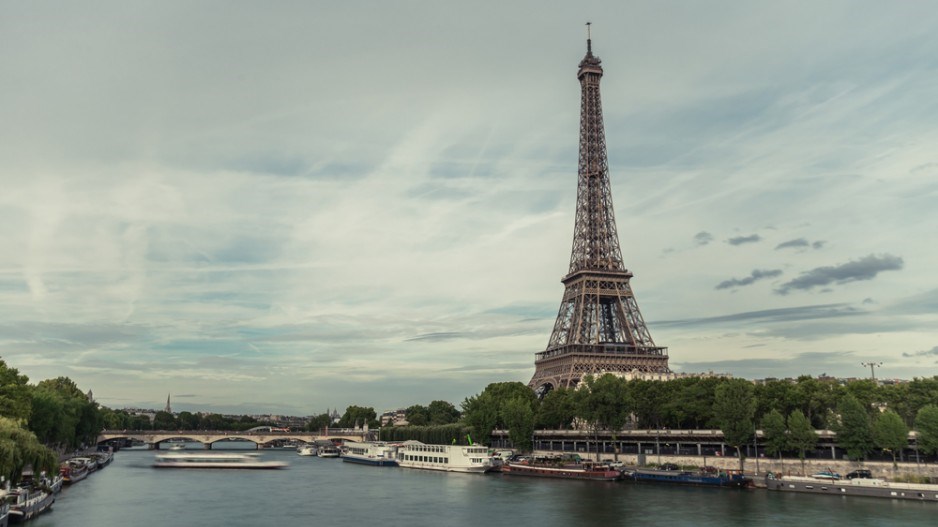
<box><xmin>529</xmin><ymin>30</ymin><xmax>670</xmax><ymax>396</ymax></box>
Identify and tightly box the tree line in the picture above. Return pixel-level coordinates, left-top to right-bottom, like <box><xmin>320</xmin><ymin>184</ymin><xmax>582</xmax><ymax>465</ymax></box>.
<box><xmin>455</xmin><ymin>376</ymin><xmax>938</xmax><ymax>470</ymax></box>
<box><xmin>1</xmin><ymin>359</ymin><xmax>85</xmax><ymax>482</ymax></box>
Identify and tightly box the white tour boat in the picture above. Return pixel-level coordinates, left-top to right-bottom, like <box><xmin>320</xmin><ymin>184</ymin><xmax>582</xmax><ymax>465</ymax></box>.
<box><xmin>396</xmin><ymin>441</ymin><xmax>492</xmax><ymax>473</ymax></box>
<box><xmin>296</xmin><ymin>444</ymin><xmax>317</xmax><ymax>456</ymax></box>
<box><xmin>317</xmin><ymin>445</ymin><xmax>340</xmax><ymax>458</ymax></box>
<box><xmin>342</xmin><ymin>441</ymin><xmax>399</xmax><ymax>467</ymax></box>
<box><xmin>152</xmin><ymin>452</ymin><xmax>287</xmax><ymax>469</ymax></box>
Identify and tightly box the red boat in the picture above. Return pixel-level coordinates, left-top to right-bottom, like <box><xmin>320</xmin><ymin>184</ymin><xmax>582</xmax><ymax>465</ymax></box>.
<box><xmin>501</xmin><ymin>455</ymin><xmax>621</xmax><ymax>481</ymax></box>
<box><xmin>59</xmin><ymin>459</ymin><xmax>90</xmax><ymax>484</ymax></box>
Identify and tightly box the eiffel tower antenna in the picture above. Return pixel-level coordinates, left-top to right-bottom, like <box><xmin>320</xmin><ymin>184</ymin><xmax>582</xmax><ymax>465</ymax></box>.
<box><xmin>529</xmin><ymin>30</ymin><xmax>670</xmax><ymax>396</ymax></box>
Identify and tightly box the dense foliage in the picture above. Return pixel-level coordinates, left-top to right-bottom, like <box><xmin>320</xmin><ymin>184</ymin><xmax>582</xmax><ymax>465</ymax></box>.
<box><xmin>0</xmin><ymin>416</ymin><xmax>57</xmax><ymax>483</ymax></box>
<box><xmin>787</xmin><ymin>409</ymin><xmax>817</xmax><ymax>474</ymax></box>
<box><xmin>456</xmin><ymin>375</ymin><xmax>938</xmax><ymax>459</ymax></box>
<box><xmin>915</xmin><ymin>404</ymin><xmax>938</xmax><ymax>456</ymax></box>
<box><xmin>713</xmin><ymin>379</ymin><xmax>756</xmax><ymax>470</ymax></box>
<box><xmin>379</xmin><ymin>424</ymin><xmax>473</xmax><ymax>445</ymax></box>
<box><xmin>404</xmin><ymin>401</ymin><xmax>461</xmax><ymax>426</ymax></box>
<box><xmin>873</xmin><ymin>410</ymin><xmax>909</xmax><ymax>467</ymax></box>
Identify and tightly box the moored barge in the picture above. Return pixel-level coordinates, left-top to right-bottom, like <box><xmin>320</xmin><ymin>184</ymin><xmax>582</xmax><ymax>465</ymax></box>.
<box><xmin>501</xmin><ymin>455</ymin><xmax>621</xmax><ymax>481</ymax></box>
<box><xmin>342</xmin><ymin>441</ymin><xmax>399</xmax><ymax>467</ymax></box>
<box><xmin>625</xmin><ymin>467</ymin><xmax>751</xmax><ymax>488</ymax></box>
<box><xmin>765</xmin><ymin>473</ymin><xmax>938</xmax><ymax>502</ymax></box>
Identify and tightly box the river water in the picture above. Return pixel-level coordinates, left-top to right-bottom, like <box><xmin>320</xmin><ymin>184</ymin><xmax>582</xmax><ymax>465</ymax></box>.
<box><xmin>30</xmin><ymin>443</ymin><xmax>934</xmax><ymax>527</ymax></box>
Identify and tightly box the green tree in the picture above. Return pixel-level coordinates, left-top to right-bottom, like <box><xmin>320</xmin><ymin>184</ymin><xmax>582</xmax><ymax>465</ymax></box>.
<box><xmin>787</xmin><ymin>409</ymin><xmax>816</xmax><ymax>476</ymax></box>
<box><xmin>201</xmin><ymin>413</ymin><xmax>228</xmax><ymax>430</ymax></box>
<box><xmin>36</xmin><ymin>376</ymin><xmax>87</xmax><ymax>400</ymax></box>
<box><xmin>761</xmin><ymin>409</ymin><xmax>787</xmax><ymax>460</ymax></box>
<box><xmin>404</xmin><ymin>405</ymin><xmax>430</xmax><ymax>426</ymax></box>
<box><xmin>306</xmin><ymin>413</ymin><xmax>332</xmax><ymax>432</ymax></box>
<box><xmin>0</xmin><ymin>416</ymin><xmax>57</xmax><ymax>483</ymax></box>
<box><xmin>28</xmin><ymin>387</ymin><xmax>67</xmax><ymax>446</ymax></box>
<box><xmin>754</xmin><ymin>380</ymin><xmax>798</xmax><ymax>422</ymax></box>
<box><xmin>630</xmin><ymin>380</ymin><xmax>670</xmax><ymax>429</ymax></box>
<box><xmin>906</xmin><ymin>377</ymin><xmax>938</xmax><ymax>424</ymax></box>
<box><xmin>670</xmin><ymin>377</ymin><xmax>720</xmax><ymax>429</ymax></box>
<box><xmin>427</xmin><ymin>400</ymin><xmax>459</xmax><ymax>425</ymax></box>
<box><xmin>153</xmin><ymin>411</ymin><xmax>177</xmax><ymax>430</ymax></box>
<box><xmin>872</xmin><ymin>410</ymin><xmax>908</xmax><ymax>469</ymax></box>
<box><xmin>914</xmin><ymin>404</ymin><xmax>938</xmax><ymax>457</ymax></box>
<box><xmin>577</xmin><ymin>374</ymin><xmax>630</xmax><ymax>461</ymax></box>
<box><xmin>461</xmin><ymin>392</ymin><xmax>499</xmax><ymax>446</ymax></box>
<box><xmin>461</xmin><ymin>382</ymin><xmax>536</xmax><ymax>446</ymax></box>
<box><xmin>835</xmin><ymin>394</ymin><xmax>874</xmax><ymax>461</ymax></box>
<box><xmin>536</xmin><ymin>387</ymin><xmax>577</xmax><ymax>429</ymax></box>
<box><xmin>713</xmin><ymin>379</ymin><xmax>756</xmax><ymax>471</ymax></box>
<box><xmin>129</xmin><ymin>413</ymin><xmax>153</xmax><ymax>430</ymax></box>
<box><xmin>33</xmin><ymin>376</ymin><xmax>102</xmax><ymax>448</ymax></box>
<box><xmin>338</xmin><ymin>406</ymin><xmax>378</xmax><ymax>429</ymax></box>
<box><xmin>0</xmin><ymin>359</ymin><xmax>32</xmax><ymax>422</ymax></box>
<box><xmin>501</xmin><ymin>397</ymin><xmax>535</xmax><ymax>451</ymax></box>
<box><xmin>879</xmin><ymin>382</ymin><xmax>913</xmax><ymax>426</ymax></box>
<box><xmin>795</xmin><ymin>376</ymin><xmax>842</xmax><ymax>429</ymax></box>
<box><xmin>177</xmin><ymin>411</ymin><xmax>201</xmax><ymax>430</ymax></box>
<box><xmin>844</xmin><ymin>379</ymin><xmax>880</xmax><ymax>412</ymax></box>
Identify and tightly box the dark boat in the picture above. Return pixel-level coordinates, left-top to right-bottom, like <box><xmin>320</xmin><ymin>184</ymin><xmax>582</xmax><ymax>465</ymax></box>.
<box><xmin>93</xmin><ymin>449</ymin><xmax>114</xmax><ymax>468</ymax></box>
<box><xmin>765</xmin><ymin>473</ymin><xmax>938</xmax><ymax>502</ymax></box>
<box><xmin>624</xmin><ymin>466</ymin><xmax>751</xmax><ymax>488</ymax></box>
<box><xmin>501</xmin><ymin>455</ymin><xmax>621</xmax><ymax>482</ymax></box>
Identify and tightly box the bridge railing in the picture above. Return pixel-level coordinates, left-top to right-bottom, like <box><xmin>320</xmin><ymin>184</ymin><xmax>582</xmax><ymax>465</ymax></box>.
<box><xmin>99</xmin><ymin>428</ymin><xmax>364</xmax><ymax>436</ymax></box>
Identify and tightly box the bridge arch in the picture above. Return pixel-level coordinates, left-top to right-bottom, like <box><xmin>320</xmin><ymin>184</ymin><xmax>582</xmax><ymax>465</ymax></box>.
<box><xmin>97</xmin><ymin>429</ymin><xmax>368</xmax><ymax>450</ymax></box>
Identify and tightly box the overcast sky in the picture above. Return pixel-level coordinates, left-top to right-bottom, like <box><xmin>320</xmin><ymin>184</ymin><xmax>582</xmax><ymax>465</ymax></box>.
<box><xmin>2</xmin><ymin>1</ymin><xmax>937</xmax><ymax>416</ymax></box>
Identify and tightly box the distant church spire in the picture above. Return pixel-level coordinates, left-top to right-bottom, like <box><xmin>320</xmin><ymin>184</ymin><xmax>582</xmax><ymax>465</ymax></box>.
<box><xmin>165</xmin><ymin>393</ymin><xmax>172</xmax><ymax>413</ymax></box>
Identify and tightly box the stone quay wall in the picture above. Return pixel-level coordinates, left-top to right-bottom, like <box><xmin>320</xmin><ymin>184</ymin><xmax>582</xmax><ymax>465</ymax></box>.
<box><xmin>534</xmin><ymin>450</ymin><xmax>938</xmax><ymax>480</ymax></box>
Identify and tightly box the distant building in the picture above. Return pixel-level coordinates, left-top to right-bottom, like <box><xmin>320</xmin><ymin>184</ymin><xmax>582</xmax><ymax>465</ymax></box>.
<box><xmin>601</xmin><ymin>370</ymin><xmax>732</xmax><ymax>383</ymax></box>
<box><xmin>380</xmin><ymin>409</ymin><xmax>408</xmax><ymax>426</ymax></box>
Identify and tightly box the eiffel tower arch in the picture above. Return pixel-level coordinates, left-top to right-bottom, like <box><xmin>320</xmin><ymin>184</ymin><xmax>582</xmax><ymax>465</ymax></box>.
<box><xmin>528</xmin><ymin>33</ymin><xmax>670</xmax><ymax>396</ymax></box>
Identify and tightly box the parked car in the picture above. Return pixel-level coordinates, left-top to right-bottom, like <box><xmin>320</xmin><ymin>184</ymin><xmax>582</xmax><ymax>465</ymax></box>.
<box><xmin>846</xmin><ymin>469</ymin><xmax>872</xmax><ymax>480</ymax></box>
<box><xmin>659</xmin><ymin>463</ymin><xmax>680</xmax><ymax>471</ymax></box>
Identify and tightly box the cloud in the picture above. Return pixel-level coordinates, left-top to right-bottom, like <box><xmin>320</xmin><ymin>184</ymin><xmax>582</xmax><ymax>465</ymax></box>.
<box><xmin>775</xmin><ymin>238</ymin><xmax>826</xmax><ymax>250</ymax></box>
<box><xmin>673</xmin><ymin>351</ymin><xmax>859</xmax><ymax>379</ymax></box>
<box><xmin>406</xmin><ymin>332</ymin><xmax>466</xmax><ymax>342</ymax></box>
<box><xmin>694</xmin><ymin>231</ymin><xmax>713</xmax><ymax>246</ymax></box>
<box><xmin>715</xmin><ymin>269</ymin><xmax>783</xmax><ymax>290</ymax></box>
<box><xmin>727</xmin><ymin>234</ymin><xmax>761</xmax><ymax>246</ymax></box>
<box><xmin>775</xmin><ymin>254</ymin><xmax>904</xmax><ymax>294</ymax></box>
<box><xmin>902</xmin><ymin>346</ymin><xmax>938</xmax><ymax>358</ymax></box>
<box><xmin>775</xmin><ymin>238</ymin><xmax>809</xmax><ymax>249</ymax></box>
<box><xmin>654</xmin><ymin>303</ymin><xmax>861</xmax><ymax>329</ymax></box>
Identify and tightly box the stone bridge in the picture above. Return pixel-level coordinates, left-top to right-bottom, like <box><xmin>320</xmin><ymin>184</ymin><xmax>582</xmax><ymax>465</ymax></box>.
<box><xmin>98</xmin><ymin>429</ymin><xmax>369</xmax><ymax>449</ymax></box>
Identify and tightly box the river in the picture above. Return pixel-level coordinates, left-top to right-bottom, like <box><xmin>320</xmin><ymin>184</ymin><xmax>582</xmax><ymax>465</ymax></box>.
<box><xmin>30</xmin><ymin>443</ymin><xmax>935</xmax><ymax>526</ymax></box>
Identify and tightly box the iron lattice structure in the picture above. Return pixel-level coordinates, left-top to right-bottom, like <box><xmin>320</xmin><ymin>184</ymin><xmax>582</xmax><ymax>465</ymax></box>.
<box><xmin>528</xmin><ymin>37</ymin><xmax>670</xmax><ymax>395</ymax></box>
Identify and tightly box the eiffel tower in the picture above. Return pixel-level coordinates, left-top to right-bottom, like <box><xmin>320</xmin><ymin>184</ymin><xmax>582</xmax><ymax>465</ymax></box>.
<box><xmin>529</xmin><ymin>30</ymin><xmax>670</xmax><ymax>395</ymax></box>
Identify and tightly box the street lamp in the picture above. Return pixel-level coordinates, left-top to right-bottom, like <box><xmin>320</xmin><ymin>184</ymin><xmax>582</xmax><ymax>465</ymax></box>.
<box><xmin>861</xmin><ymin>362</ymin><xmax>883</xmax><ymax>381</ymax></box>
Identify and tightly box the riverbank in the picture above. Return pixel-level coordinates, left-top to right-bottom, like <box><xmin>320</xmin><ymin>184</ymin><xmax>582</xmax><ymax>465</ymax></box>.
<box><xmin>538</xmin><ymin>451</ymin><xmax>938</xmax><ymax>481</ymax></box>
